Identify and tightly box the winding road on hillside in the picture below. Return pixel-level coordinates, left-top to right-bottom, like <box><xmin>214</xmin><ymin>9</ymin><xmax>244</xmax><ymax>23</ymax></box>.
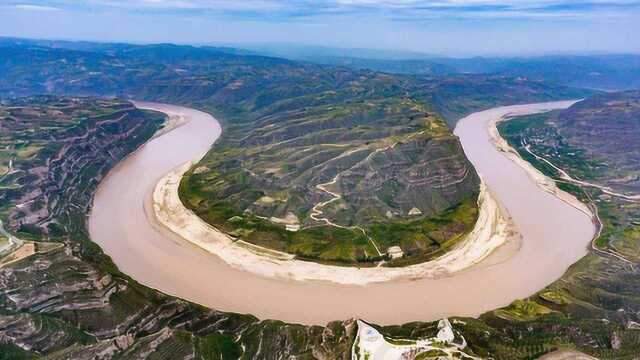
<box><xmin>88</xmin><ymin>100</ymin><xmax>594</xmax><ymax>325</ymax></box>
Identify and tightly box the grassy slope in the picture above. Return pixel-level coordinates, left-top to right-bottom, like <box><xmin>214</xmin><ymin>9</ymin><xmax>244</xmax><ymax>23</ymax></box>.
<box><xmin>179</xmin><ymin>103</ymin><xmax>480</xmax><ymax>265</ymax></box>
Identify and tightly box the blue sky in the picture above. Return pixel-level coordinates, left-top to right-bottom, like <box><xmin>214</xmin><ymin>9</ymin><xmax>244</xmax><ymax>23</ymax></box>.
<box><xmin>1</xmin><ymin>1</ymin><xmax>639</xmax><ymax>56</ymax></box>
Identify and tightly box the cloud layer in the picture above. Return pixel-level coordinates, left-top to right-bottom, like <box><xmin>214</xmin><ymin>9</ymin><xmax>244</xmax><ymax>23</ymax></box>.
<box><xmin>6</xmin><ymin>0</ymin><xmax>640</xmax><ymax>20</ymax></box>
<box><xmin>2</xmin><ymin>1</ymin><xmax>639</xmax><ymax>55</ymax></box>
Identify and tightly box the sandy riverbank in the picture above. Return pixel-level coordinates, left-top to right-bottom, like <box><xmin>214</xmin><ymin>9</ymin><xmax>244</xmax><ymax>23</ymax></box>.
<box><xmin>487</xmin><ymin>104</ymin><xmax>594</xmax><ymax>219</ymax></box>
<box><xmin>151</xmin><ymin>160</ymin><xmax>515</xmax><ymax>285</ymax></box>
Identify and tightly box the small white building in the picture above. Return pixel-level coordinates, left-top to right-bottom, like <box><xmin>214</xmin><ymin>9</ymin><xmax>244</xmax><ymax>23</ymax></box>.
<box><xmin>387</xmin><ymin>246</ymin><xmax>404</xmax><ymax>259</ymax></box>
<box><xmin>285</xmin><ymin>224</ymin><xmax>301</xmax><ymax>232</ymax></box>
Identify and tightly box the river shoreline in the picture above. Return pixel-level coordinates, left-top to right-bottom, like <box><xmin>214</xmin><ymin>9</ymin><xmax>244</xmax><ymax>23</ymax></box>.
<box><xmin>486</xmin><ymin>101</ymin><xmax>593</xmax><ymax>219</ymax></box>
<box><xmin>151</xmin><ymin>159</ymin><xmax>514</xmax><ymax>284</ymax></box>
<box><xmin>88</xmin><ymin>101</ymin><xmax>595</xmax><ymax>325</ymax></box>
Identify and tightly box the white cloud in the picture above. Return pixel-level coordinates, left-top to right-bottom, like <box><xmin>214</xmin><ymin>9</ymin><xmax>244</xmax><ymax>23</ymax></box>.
<box><xmin>87</xmin><ymin>0</ymin><xmax>287</xmax><ymax>11</ymax></box>
<box><xmin>7</xmin><ymin>0</ymin><xmax>640</xmax><ymax>21</ymax></box>
<box><xmin>13</xmin><ymin>4</ymin><xmax>61</xmax><ymax>11</ymax></box>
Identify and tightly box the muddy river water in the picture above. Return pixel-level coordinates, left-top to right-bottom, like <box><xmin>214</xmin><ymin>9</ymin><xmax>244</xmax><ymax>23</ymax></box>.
<box><xmin>88</xmin><ymin>101</ymin><xmax>594</xmax><ymax>325</ymax></box>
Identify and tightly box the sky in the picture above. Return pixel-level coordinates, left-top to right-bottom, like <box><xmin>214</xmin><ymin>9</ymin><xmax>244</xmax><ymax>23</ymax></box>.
<box><xmin>1</xmin><ymin>0</ymin><xmax>639</xmax><ymax>56</ymax></box>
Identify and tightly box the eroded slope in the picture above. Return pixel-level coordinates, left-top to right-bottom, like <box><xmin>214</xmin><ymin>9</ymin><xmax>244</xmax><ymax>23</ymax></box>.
<box><xmin>0</xmin><ymin>97</ymin><xmax>357</xmax><ymax>359</ymax></box>
<box><xmin>179</xmin><ymin>89</ymin><xmax>480</xmax><ymax>265</ymax></box>
<box><xmin>550</xmin><ymin>91</ymin><xmax>640</xmax><ymax>194</ymax></box>
<box><xmin>0</xmin><ymin>97</ymin><xmax>163</xmax><ymax>236</ymax></box>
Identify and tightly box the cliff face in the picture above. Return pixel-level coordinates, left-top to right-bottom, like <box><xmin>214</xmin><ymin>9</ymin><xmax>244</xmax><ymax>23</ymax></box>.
<box><xmin>549</xmin><ymin>91</ymin><xmax>640</xmax><ymax>193</ymax></box>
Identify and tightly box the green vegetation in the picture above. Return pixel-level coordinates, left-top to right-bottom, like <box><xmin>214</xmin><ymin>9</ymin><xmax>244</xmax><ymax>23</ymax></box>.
<box><xmin>538</xmin><ymin>290</ymin><xmax>572</xmax><ymax>305</ymax></box>
<box><xmin>0</xmin><ymin>343</ymin><xmax>35</xmax><ymax>360</ymax></box>
<box><xmin>466</xmin><ymin>91</ymin><xmax>640</xmax><ymax>358</ymax></box>
<box><xmin>196</xmin><ymin>333</ymin><xmax>243</xmax><ymax>359</ymax></box>
<box><xmin>494</xmin><ymin>300</ymin><xmax>554</xmax><ymax>321</ymax></box>
<box><xmin>350</xmin><ymin>93</ymin><xmax>640</xmax><ymax>359</ymax></box>
<box><xmin>180</xmin><ymin>164</ymin><xmax>478</xmax><ymax>265</ymax></box>
<box><xmin>178</xmin><ymin>182</ymin><xmax>380</xmax><ymax>264</ymax></box>
<box><xmin>497</xmin><ymin>93</ymin><xmax>640</xmax><ymax>257</ymax></box>
<box><xmin>498</xmin><ymin>112</ymin><xmax>603</xmax><ymax>180</ymax></box>
<box><xmin>178</xmin><ymin>82</ymin><xmax>482</xmax><ymax>265</ymax></box>
<box><xmin>415</xmin><ymin>349</ymin><xmax>448</xmax><ymax>359</ymax></box>
<box><xmin>369</xmin><ymin>198</ymin><xmax>478</xmax><ymax>266</ymax></box>
<box><xmin>296</xmin><ymin>52</ymin><xmax>640</xmax><ymax>92</ymax></box>
<box><xmin>0</xmin><ymin>233</ymin><xmax>8</xmax><ymax>249</ymax></box>
<box><xmin>0</xmin><ymin>97</ymin><xmax>164</xmax><ymax>248</ymax></box>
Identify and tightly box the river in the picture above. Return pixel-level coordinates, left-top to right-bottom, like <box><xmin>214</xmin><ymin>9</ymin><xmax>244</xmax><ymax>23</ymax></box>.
<box><xmin>88</xmin><ymin>101</ymin><xmax>594</xmax><ymax>325</ymax></box>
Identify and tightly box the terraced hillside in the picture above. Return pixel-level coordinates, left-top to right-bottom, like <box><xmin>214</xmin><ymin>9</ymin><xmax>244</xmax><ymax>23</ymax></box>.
<box><xmin>0</xmin><ymin>97</ymin><xmax>358</xmax><ymax>359</ymax></box>
<box><xmin>0</xmin><ymin>42</ymin><xmax>591</xmax><ymax>126</ymax></box>
<box><xmin>0</xmin><ymin>40</ymin><xmax>617</xmax><ymax>358</ymax></box>
<box><xmin>498</xmin><ymin>91</ymin><xmax>640</xmax><ymax>259</ymax></box>
<box><xmin>179</xmin><ymin>83</ymin><xmax>480</xmax><ymax>265</ymax></box>
<box><xmin>0</xmin><ymin>41</ymin><xmax>590</xmax><ymax>265</ymax></box>
<box><xmin>549</xmin><ymin>91</ymin><xmax>640</xmax><ymax>194</ymax></box>
<box><xmin>0</xmin><ymin>97</ymin><xmax>163</xmax><ymax>237</ymax></box>
<box><xmin>498</xmin><ymin>91</ymin><xmax>640</xmax><ymax>198</ymax></box>
<box><xmin>486</xmin><ymin>93</ymin><xmax>640</xmax><ymax>358</ymax></box>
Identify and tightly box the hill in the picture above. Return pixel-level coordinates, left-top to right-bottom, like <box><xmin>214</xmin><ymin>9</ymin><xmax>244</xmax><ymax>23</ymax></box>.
<box><xmin>0</xmin><ymin>40</ymin><xmax>590</xmax><ymax>265</ymax></box>
<box><xmin>251</xmin><ymin>46</ymin><xmax>640</xmax><ymax>91</ymax></box>
<box><xmin>550</xmin><ymin>91</ymin><xmax>640</xmax><ymax>193</ymax></box>
<box><xmin>0</xmin><ymin>96</ymin><xmax>357</xmax><ymax>359</ymax></box>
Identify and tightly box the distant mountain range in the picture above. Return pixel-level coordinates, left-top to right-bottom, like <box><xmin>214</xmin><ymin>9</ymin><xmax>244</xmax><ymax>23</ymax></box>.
<box><xmin>232</xmin><ymin>43</ymin><xmax>640</xmax><ymax>91</ymax></box>
<box><xmin>3</xmin><ymin>37</ymin><xmax>638</xmax><ymax>91</ymax></box>
<box><xmin>294</xmin><ymin>54</ymin><xmax>640</xmax><ymax>91</ymax></box>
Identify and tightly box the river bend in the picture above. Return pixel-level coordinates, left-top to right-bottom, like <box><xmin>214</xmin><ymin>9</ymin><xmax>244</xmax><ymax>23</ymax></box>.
<box><xmin>88</xmin><ymin>101</ymin><xmax>593</xmax><ymax>325</ymax></box>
